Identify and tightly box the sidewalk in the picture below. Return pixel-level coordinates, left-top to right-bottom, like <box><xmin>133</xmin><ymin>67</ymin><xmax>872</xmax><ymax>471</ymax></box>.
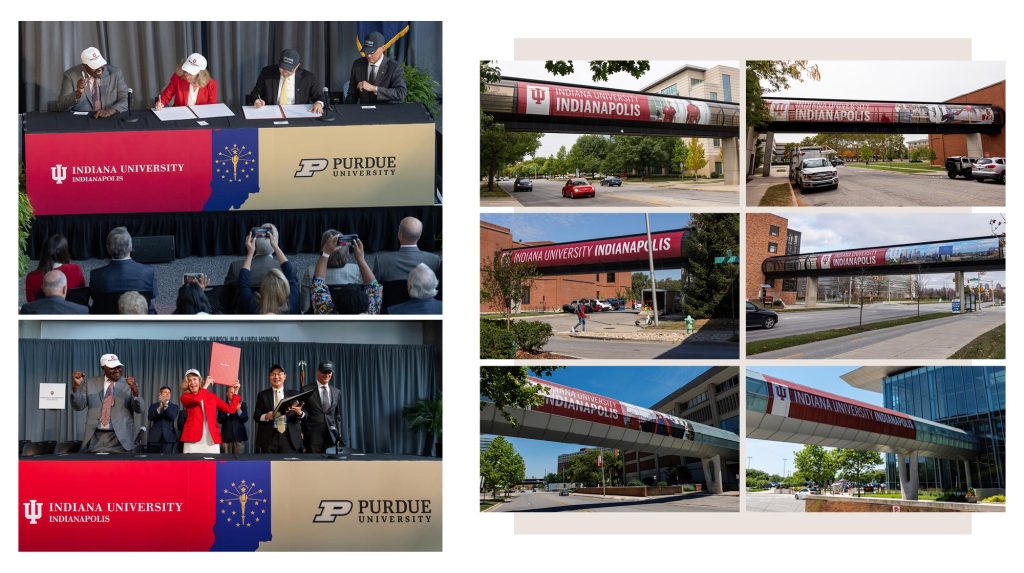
<box><xmin>745</xmin><ymin>167</ymin><xmax>793</xmax><ymax>206</ymax></box>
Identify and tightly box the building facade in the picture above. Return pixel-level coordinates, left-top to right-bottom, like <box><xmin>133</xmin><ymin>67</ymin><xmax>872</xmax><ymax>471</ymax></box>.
<box><xmin>480</xmin><ymin>220</ymin><xmax>634</xmax><ymax>312</ymax></box>
<box><xmin>928</xmin><ymin>80</ymin><xmax>1006</xmax><ymax>162</ymax></box>
<box><xmin>623</xmin><ymin>367</ymin><xmax>740</xmax><ymax>490</ymax></box>
<box><xmin>746</xmin><ymin>213</ymin><xmax>801</xmax><ymax>305</ymax></box>
<box><xmin>641</xmin><ymin>64</ymin><xmax>739</xmax><ymax>177</ymax></box>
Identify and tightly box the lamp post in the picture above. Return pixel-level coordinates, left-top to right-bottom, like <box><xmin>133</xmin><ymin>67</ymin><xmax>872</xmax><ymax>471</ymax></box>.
<box><xmin>783</xmin><ymin>458</ymin><xmax>788</xmax><ymax>480</ymax></box>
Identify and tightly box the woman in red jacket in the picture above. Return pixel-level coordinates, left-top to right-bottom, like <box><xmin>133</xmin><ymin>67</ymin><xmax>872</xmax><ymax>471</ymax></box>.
<box><xmin>154</xmin><ymin>53</ymin><xmax>217</xmax><ymax>109</ymax></box>
<box><xmin>180</xmin><ymin>369</ymin><xmax>240</xmax><ymax>454</ymax></box>
<box><xmin>24</xmin><ymin>234</ymin><xmax>86</xmax><ymax>302</ymax></box>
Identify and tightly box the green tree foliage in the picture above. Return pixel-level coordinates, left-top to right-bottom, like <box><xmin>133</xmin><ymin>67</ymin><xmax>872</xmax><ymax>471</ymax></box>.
<box><xmin>684</xmin><ymin>137</ymin><xmax>708</xmax><ymax>181</ymax></box>
<box><xmin>480</xmin><ymin>114</ymin><xmax>542</xmax><ymax>191</ymax></box>
<box><xmin>544</xmin><ymin>60</ymin><xmax>651</xmax><ymax>82</ymax></box>
<box><xmin>566</xmin><ymin>449</ymin><xmax>622</xmax><ymax>487</ymax></box>
<box><xmin>403</xmin><ymin>64</ymin><xmax>439</xmax><ymax>117</ymax></box>
<box><xmin>835</xmin><ymin>449</ymin><xmax>883</xmax><ymax>496</ymax></box>
<box><xmin>567</xmin><ymin>134</ymin><xmax>612</xmax><ymax>175</ymax></box>
<box><xmin>793</xmin><ymin>445</ymin><xmax>839</xmax><ymax>488</ymax></box>
<box><xmin>544</xmin><ymin>472</ymin><xmax>561</xmax><ymax>485</ymax></box>
<box><xmin>19</xmin><ymin>163</ymin><xmax>34</xmax><ymax>276</ymax></box>
<box><xmin>479</xmin><ymin>367</ymin><xmax>559</xmax><ymax>426</ymax></box>
<box><xmin>681</xmin><ymin>213</ymin><xmax>740</xmax><ymax>319</ymax></box>
<box><xmin>602</xmin><ymin>135</ymin><xmax>675</xmax><ymax>179</ymax></box>
<box><xmin>480</xmin><ymin>60</ymin><xmax>502</xmax><ymax>92</ymax></box>
<box><xmin>480</xmin><ymin>248</ymin><xmax>540</xmax><ymax>328</ymax></box>
<box><xmin>747</xmin><ymin>60</ymin><xmax>820</xmax><ymax>128</ymax></box>
<box><xmin>480</xmin><ymin>436</ymin><xmax>526</xmax><ymax>498</ymax></box>
<box><xmin>672</xmin><ymin>138</ymin><xmax>688</xmax><ymax>177</ymax></box>
<box><xmin>631</xmin><ymin>272</ymin><xmax>649</xmax><ymax>304</ymax></box>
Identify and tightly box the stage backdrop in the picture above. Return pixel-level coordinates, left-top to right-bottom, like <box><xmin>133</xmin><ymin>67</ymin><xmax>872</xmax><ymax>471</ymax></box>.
<box><xmin>19</xmin><ymin>338</ymin><xmax>440</xmax><ymax>457</ymax></box>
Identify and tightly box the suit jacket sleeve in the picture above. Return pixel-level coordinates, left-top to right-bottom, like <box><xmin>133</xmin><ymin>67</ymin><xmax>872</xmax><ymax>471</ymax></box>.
<box><xmin>158</xmin><ymin>73</ymin><xmax>178</xmax><ymax>106</ymax></box>
<box><xmin>376</xmin><ymin>61</ymin><xmax>407</xmax><ymax>103</ymax></box>
<box><xmin>238</xmin><ymin>401</ymin><xmax>249</xmax><ymax>423</ymax></box>
<box><xmin>248</xmin><ymin>67</ymin><xmax>271</xmax><ymax>104</ymax></box>
<box><xmin>253</xmin><ymin>391</ymin><xmax>271</xmax><ymax>424</ymax></box>
<box><xmin>71</xmin><ymin>380</ymin><xmax>88</xmax><ymax>411</ymax></box>
<box><xmin>111</xmin><ymin>68</ymin><xmax>129</xmax><ymax>113</ymax></box>
<box><xmin>345</xmin><ymin>61</ymin><xmax>361</xmax><ymax>104</ymax></box>
<box><xmin>57</xmin><ymin>69</ymin><xmax>81</xmax><ymax>112</ymax></box>
<box><xmin>207</xmin><ymin>79</ymin><xmax>218</xmax><ymax>104</ymax></box>
<box><xmin>303</xmin><ymin>70</ymin><xmax>325</xmax><ymax>105</ymax></box>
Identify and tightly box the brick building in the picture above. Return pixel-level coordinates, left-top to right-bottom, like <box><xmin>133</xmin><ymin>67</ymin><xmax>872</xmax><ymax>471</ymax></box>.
<box><xmin>745</xmin><ymin>213</ymin><xmax>801</xmax><ymax>305</ymax></box>
<box><xmin>929</xmin><ymin>80</ymin><xmax>1006</xmax><ymax>162</ymax></box>
<box><xmin>480</xmin><ymin>220</ymin><xmax>633</xmax><ymax>312</ymax></box>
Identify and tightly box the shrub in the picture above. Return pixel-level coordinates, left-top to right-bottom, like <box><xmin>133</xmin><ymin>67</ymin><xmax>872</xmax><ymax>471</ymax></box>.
<box><xmin>656</xmin><ymin>481</ymin><xmax>668</xmax><ymax>487</ymax></box>
<box><xmin>627</xmin><ymin>480</ymin><xmax>644</xmax><ymax>487</ymax></box>
<box><xmin>710</xmin><ymin>171</ymin><xmax>721</xmax><ymax>179</ymax></box>
<box><xmin>982</xmin><ymin>495</ymin><xmax>1005</xmax><ymax>503</ymax></box>
<box><xmin>681</xmin><ymin>483</ymin><xmax>696</xmax><ymax>492</ymax></box>
<box><xmin>480</xmin><ymin>320</ymin><xmax>515</xmax><ymax>359</ymax></box>
<box><xmin>511</xmin><ymin>320</ymin><xmax>552</xmax><ymax>353</ymax></box>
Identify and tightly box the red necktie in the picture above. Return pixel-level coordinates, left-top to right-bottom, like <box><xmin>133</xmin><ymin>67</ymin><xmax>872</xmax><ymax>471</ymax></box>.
<box><xmin>100</xmin><ymin>382</ymin><xmax>114</xmax><ymax>427</ymax></box>
<box><xmin>92</xmin><ymin>78</ymin><xmax>102</xmax><ymax>111</ymax></box>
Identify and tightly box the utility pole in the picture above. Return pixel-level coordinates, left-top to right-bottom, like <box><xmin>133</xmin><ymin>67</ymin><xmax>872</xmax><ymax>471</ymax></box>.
<box><xmin>645</xmin><ymin>213</ymin><xmax>660</xmax><ymax>326</ymax></box>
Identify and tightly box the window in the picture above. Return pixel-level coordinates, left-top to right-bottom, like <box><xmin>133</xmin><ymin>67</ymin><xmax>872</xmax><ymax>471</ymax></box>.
<box><xmin>709</xmin><ymin>92</ymin><xmax>718</xmax><ymax>101</ymax></box>
<box><xmin>596</xmin><ymin>273</ymin><xmax>600</xmax><ymax>282</ymax></box>
<box><xmin>606</xmin><ymin>272</ymin><xmax>616</xmax><ymax>282</ymax></box>
<box><xmin>769</xmin><ymin>225</ymin><xmax>780</xmax><ymax>237</ymax></box>
<box><xmin>520</xmin><ymin>288</ymin><xmax>531</xmax><ymax>305</ymax></box>
<box><xmin>690</xmin><ymin>78</ymin><xmax>703</xmax><ymax>87</ymax></box>
<box><xmin>713</xmin><ymin>138</ymin><xmax>721</xmax><ymax>148</ymax></box>
<box><xmin>714</xmin><ymin>161</ymin><xmax>723</xmax><ymax>173</ymax></box>
<box><xmin>659</xmin><ymin>84</ymin><xmax>678</xmax><ymax>96</ymax></box>
<box><xmin>722</xmin><ymin>74</ymin><xmax>732</xmax><ymax>102</ymax></box>
<box><xmin>768</xmin><ymin>242</ymin><xmax>778</xmax><ymax>253</ymax></box>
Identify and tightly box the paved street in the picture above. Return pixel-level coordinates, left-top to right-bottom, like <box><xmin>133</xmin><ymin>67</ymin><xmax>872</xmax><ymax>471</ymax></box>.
<box><xmin>794</xmin><ymin>165</ymin><xmax>1004</xmax><ymax>207</ymax></box>
<box><xmin>747</xmin><ymin>301</ymin><xmax>958</xmax><ymax>341</ymax></box>
<box><xmin>490</xmin><ymin>490</ymin><xmax>738</xmax><ymax>512</ymax></box>
<box><xmin>483</xmin><ymin>178</ymin><xmax>739</xmax><ymax>207</ymax></box>
<box><xmin>745</xmin><ymin>490</ymin><xmax>805</xmax><ymax>513</ymax></box>
<box><xmin>751</xmin><ymin>306</ymin><xmax>1005</xmax><ymax>359</ymax></box>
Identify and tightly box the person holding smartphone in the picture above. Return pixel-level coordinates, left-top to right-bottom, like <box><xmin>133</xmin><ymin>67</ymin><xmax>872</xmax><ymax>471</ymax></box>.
<box><xmin>310</xmin><ymin>232</ymin><xmax>382</xmax><ymax>314</ymax></box>
<box><xmin>237</xmin><ymin>228</ymin><xmax>299</xmax><ymax>314</ymax></box>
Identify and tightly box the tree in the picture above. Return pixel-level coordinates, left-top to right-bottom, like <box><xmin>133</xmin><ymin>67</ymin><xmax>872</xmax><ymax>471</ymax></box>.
<box><xmin>566</xmin><ymin>449</ymin><xmax>622</xmax><ymax>487</ymax></box>
<box><xmin>835</xmin><ymin>449</ymin><xmax>883</xmax><ymax>496</ymax></box>
<box><xmin>859</xmin><ymin>145</ymin><xmax>872</xmax><ymax>164</ymax></box>
<box><xmin>567</xmin><ymin>134</ymin><xmax>612</xmax><ymax>175</ymax></box>
<box><xmin>544</xmin><ymin>472</ymin><xmax>561</xmax><ymax>485</ymax></box>
<box><xmin>672</xmin><ymin>138</ymin><xmax>689</xmax><ymax>177</ymax></box>
<box><xmin>685</xmin><ymin>137</ymin><xmax>707</xmax><ymax>181</ymax></box>
<box><xmin>747</xmin><ymin>60</ymin><xmax>820</xmax><ymax>129</ymax></box>
<box><xmin>681</xmin><ymin>213</ymin><xmax>740</xmax><ymax>320</ymax></box>
<box><xmin>480</xmin><ymin>248</ymin><xmax>539</xmax><ymax>328</ymax></box>
<box><xmin>480</xmin><ymin>114</ymin><xmax>542</xmax><ymax>191</ymax></box>
<box><xmin>480</xmin><ymin>60</ymin><xmax>502</xmax><ymax>92</ymax></box>
<box><xmin>792</xmin><ymin>445</ymin><xmax>839</xmax><ymax>488</ymax></box>
<box><xmin>544</xmin><ymin>60</ymin><xmax>651</xmax><ymax>82</ymax></box>
<box><xmin>480</xmin><ymin>436</ymin><xmax>526</xmax><ymax>499</ymax></box>
<box><xmin>479</xmin><ymin>367</ymin><xmax>558</xmax><ymax>426</ymax></box>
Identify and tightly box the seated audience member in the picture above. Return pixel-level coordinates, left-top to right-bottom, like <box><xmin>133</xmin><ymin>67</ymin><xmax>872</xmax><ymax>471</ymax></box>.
<box><xmin>237</xmin><ymin>229</ymin><xmax>298</xmax><ymax>314</ymax></box>
<box><xmin>21</xmin><ymin>270</ymin><xmax>89</xmax><ymax>314</ymax></box>
<box><xmin>175</xmin><ymin>276</ymin><xmax>213</xmax><ymax>315</ymax></box>
<box><xmin>385</xmin><ymin>264</ymin><xmax>442</xmax><ymax>315</ymax></box>
<box><xmin>25</xmin><ymin>234</ymin><xmax>86</xmax><ymax>303</ymax></box>
<box><xmin>90</xmin><ymin>227</ymin><xmax>158</xmax><ymax>313</ymax></box>
<box><xmin>224</xmin><ymin>224</ymin><xmax>280</xmax><ymax>286</ymax></box>
<box><xmin>300</xmin><ymin>229</ymin><xmax>363</xmax><ymax>312</ymax></box>
<box><xmin>118</xmin><ymin>291</ymin><xmax>148</xmax><ymax>314</ymax></box>
<box><xmin>311</xmin><ymin>233</ymin><xmax>381</xmax><ymax>315</ymax></box>
<box><xmin>372</xmin><ymin>217</ymin><xmax>442</xmax><ymax>282</ymax></box>
<box><xmin>154</xmin><ymin>53</ymin><xmax>217</xmax><ymax>109</ymax></box>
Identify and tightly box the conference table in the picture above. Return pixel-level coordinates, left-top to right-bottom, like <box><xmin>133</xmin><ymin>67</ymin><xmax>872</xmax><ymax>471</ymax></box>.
<box><xmin>19</xmin><ymin>453</ymin><xmax>441</xmax><ymax>551</ymax></box>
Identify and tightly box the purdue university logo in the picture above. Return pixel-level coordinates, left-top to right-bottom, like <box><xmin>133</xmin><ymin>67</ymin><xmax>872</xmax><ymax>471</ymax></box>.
<box><xmin>313</xmin><ymin>500</ymin><xmax>353</xmax><ymax>523</ymax></box>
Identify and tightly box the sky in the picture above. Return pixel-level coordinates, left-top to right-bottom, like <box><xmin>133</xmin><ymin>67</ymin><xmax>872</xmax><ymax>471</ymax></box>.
<box><xmin>494</xmin><ymin>60</ymin><xmax>736</xmax><ymax>157</ymax></box>
<box><xmin>779</xmin><ymin>212</ymin><xmax>1006</xmax><ymax>287</ymax></box>
<box><xmin>482</xmin><ymin>366</ymin><xmax>712</xmax><ymax>478</ymax></box>
<box><xmin>481</xmin><ymin>213</ymin><xmax>695</xmax><ymax>280</ymax></box>
<box><xmin>745</xmin><ymin>366</ymin><xmax>886</xmax><ymax>477</ymax></box>
<box><xmin>762</xmin><ymin>60</ymin><xmax>1006</xmax><ymax>144</ymax></box>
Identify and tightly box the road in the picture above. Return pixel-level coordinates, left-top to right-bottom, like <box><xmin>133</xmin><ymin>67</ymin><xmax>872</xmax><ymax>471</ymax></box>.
<box><xmin>745</xmin><ymin>490</ymin><xmax>805</xmax><ymax>513</ymax></box>
<box><xmin>490</xmin><ymin>491</ymin><xmax>739</xmax><ymax>512</ymax></box>
<box><xmin>794</xmin><ymin>165</ymin><xmax>1004</xmax><ymax>207</ymax></box>
<box><xmin>747</xmin><ymin>301</ymin><xmax>956</xmax><ymax>341</ymax></box>
<box><xmin>544</xmin><ymin>335</ymin><xmax>739</xmax><ymax>359</ymax></box>
<box><xmin>751</xmin><ymin>306</ymin><xmax>1005</xmax><ymax>359</ymax></box>
<box><xmin>491</xmin><ymin>179</ymin><xmax>739</xmax><ymax>207</ymax></box>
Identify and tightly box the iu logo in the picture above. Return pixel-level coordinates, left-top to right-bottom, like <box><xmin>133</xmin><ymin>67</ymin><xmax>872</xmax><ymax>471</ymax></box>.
<box><xmin>820</xmin><ymin>254</ymin><xmax>832</xmax><ymax>269</ymax></box>
<box><xmin>524</xmin><ymin>86</ymin><xmax>551</xmax><ymax>116</ymax></box>
<box><xmin>530</xmin><ymin>87</ymin><xmax>546</xmax><ymax>105</ymax></box>
<box><xmin>774</xmin><ymin>385</ymin><xmax>788</xmax><ymax>400</ymax></box>
<box><xmin>312</xmin><ymin>500</ymin><xmax>353</xmax><ymax>523</ymax></box>
<box><xmin>23</xmin><ymin>499</ymin><xmax>43</xmax><ymax>524</ymax></box>
<box><xmin>51</xmin><ymin>164</ymin><xmax>68</xmax><ymax>185</ymax></box>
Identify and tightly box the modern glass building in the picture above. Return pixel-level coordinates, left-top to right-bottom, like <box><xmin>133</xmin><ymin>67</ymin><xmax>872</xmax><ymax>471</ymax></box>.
<box><xmin>881</xmin><ymin>367</ymin><xmax>1005</xmax><ymax>491</ymax></box>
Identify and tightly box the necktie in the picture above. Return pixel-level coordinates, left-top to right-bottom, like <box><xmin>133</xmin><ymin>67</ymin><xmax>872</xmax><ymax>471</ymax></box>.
<box><xmin>368</xmin><ymin>64</ymin><xmax>378</xmax><ymax>85</ymax></box>
<box><xmin>100</xmin><ymin>382</ymin><xmax>114</xmax><ymax>428</ymax></box>
<box><xmin>92</xmin><ymin>78</ymin><xmax>102</xmax><ymax>111</ymax></box>
<box><xmin>321</xmin><ymin>386</ymin><xmax>330</xmax><ymax>412</ymax></box>
<box><xmin>278</xmin><ymin>76</ymin><xmax>288</xmax><ymax>105</ymax></box>
<box><xmin>274</xmin><ymin>391</ymin><xmax>286</xmax><ymax>433</ymax></box>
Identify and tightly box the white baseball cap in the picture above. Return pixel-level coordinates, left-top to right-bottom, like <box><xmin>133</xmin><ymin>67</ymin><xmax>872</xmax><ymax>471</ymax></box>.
<box><xmin>184</xmin><ymin>368</ymin><xmax>201</xmax><ymax>378</ymax></box>
<box><xmin>81</xmin><ymin>47</ymin><xmax>107</xmax><ymax>70</ymax></box>
<box><xmin>100</xmin><ymin>353</ymin><xmax>123</xmax><ymax>368</ymax></box>
<box><xmin>181</xmin><ymin>53</ymin><xmax>207</xmax><ymax>76</ymax></box>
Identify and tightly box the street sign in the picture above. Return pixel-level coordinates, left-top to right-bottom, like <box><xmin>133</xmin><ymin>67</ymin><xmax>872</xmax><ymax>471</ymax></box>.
<box><xmin>714</xmin><ymin>250</ymin><xmax>739</xmax><ymax>264</ymax></box>
<box><xmin>952</xmin><ymin>298</ymin><xmax>961</xmax><ymax>313</ymax></box>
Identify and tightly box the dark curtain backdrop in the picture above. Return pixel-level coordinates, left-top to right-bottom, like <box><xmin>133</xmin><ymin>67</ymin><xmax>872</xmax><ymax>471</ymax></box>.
<box><xmin>19</xmin><ymin>21</ymin><xmax>442</xmax><ymax>113</ymax></box>
<box><xmin>19</xmin><ymin>338</ymin><xmax>440</xmax><ymax>456</ymax></box>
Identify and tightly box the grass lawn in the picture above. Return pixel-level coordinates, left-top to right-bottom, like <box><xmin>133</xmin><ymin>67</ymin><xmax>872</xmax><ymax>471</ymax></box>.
<box><xmin>747</xmin><ymin>312</ymin><xmax>952</xmax><ymax>355</ymax></box>
<box><xmin>479</xmin><ymin>500</ymin><xmax>501</xmax><ymax>511</ymax></box>
<box><xmin>759</xmin><ymin>183</ymin><xmax>795</xmax><ymax>206</ymax></box>
<box><xmin>480</xmin><ymin>182</ymin><xmax>511</xmax><ymax>198</ymax></box>
<box><xmin>950</xmin><ymin>323</ymin><xmax>1005</xmax><ymax>359</ymax></box>
<box><xmin>775</xmin><ymin>305</ymin><xmax>853</xmax><ymax>313</ymax></box>
<box><xmin>481</xmin><ymin>312</ymin><xmax>553</xmax><ymax>319</ymax></box>
<box><xmin>861</xmin><ymin>491</ymin><xmax>943</xmax><ymax>501</ymax></box>
<box><xmin>649</xmin><ymin>317</ymin><xmax>737</xmax><ymax>331</ymax></box>
<box><xmin>846</xmin><ymin>162</ymin><xmax>944</xmax><ymax>173</ymax></box>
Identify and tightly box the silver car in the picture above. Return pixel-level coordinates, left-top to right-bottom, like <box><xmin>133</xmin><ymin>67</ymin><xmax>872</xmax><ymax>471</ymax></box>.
<box><xmin>972</xmin><ymin>157</ymin><xmax>1005</xmax><ymax>184</ymax></box>
<box><xmin>795</xmin><ymin>158</ymin><xmax>839</xmax><ymax>191</ymax></box>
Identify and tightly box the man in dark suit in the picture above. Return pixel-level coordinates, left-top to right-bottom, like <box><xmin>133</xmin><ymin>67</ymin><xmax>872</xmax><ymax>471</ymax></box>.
<box><xmin>252</xmin><ymin>364</ymin><xmax>304</xmax><ymax>454</ymax></box>
<box><xmin>56</xmin><ymin>47</ymin><xmax>128</xmax><ymax>118</ymax></box>
<box><xmin>372</xmin><ymin>217</ymin><xmax>442</xmax><ymax>282</ymax></box>
<box><xmin>386</xmin><ymin>264</ymin><xmax>442</xmax><ymax>315</ymax></box>
<box><xmin>89</xmin><ymin>227</ymin><xmax>157</xmax><ymax>313</ymax></box>
<box><xmin>20</xmin><ymin>271</ymin><xmax>88</xmax><ymax>315</ymax></box>
<box><xmin>147</xmin><ymin>386</ymin><xmax>179</xmax><ymax>455</ymax></box>
<box><xmin>217</xmin><ymin>384</ymin><xmax>249</xmax><ymax>454</ymax></box>
<box><xmin>300</xmin><ymin>361</ymin><xmax>342</xmax><ymax>453</ymax></box>
<box><xmin>249</xmin><ymin>49</ymin><xmax>324</xmax><ymax>114</ymax></box>
<box><xmin>70</xmin><ymin>353</ymin><xmax>144</xmax><ymax>453</ymax></box>
<box><xmin>344</xmin><ymin>31</ymin><xmax>407</xmax><ymax>105</ymax></box>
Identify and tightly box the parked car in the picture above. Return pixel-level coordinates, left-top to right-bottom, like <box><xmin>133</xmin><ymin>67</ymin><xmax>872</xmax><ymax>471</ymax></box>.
<box><xmin>606</xmin><ymin>298</ymin><xmax>625</xmax><ymax>310</ymax></box>
<box><xmin>746</xmin><ymin>301</ymin><xmax>778</xmax><ymax>329</ymax></box>
<box><xmin>593</xmin><ymin>299</ymin><xmax>613</xmax><ymax>311</ymax></box>
<box><xmin>793</xmin><ymin>157</ymin><xmax>839</xmax><ymax>191</ymax></box>
<box><xmin>558</xmin><ymin>488</ymin><xmax>570</xmax><ymax>496</ymax></box>
<box><xmin>562</xmin><ymin>178</ymin><xmax>596</xmax><ymax>199</ymax></box>
<box><xmin>600</xmin><ymin>175</ymin><xmax>622</xmax><ymax>187</ymax></box>
<box><xmin>830</xmin><ymin>157</ymin><xmax>845</xmax><ymax>166</ymax></box>
<box><xmin>972</xmin><ymin>157</ymin><xmax>1005</xmax><ymax>184</ymax></box>
<box><xmin>794</xmin><ymin>488</ymin><xmax>811</xmax><ymax>500</ymax></box>
<box><xmin>562</xmin><ymin>300</ymin><xmax>583</xmax><ymax>313</ymax></box>
<box><xmin>946</xmin><ymin>156</ymin><xmax>978</xmax><ymax>179</ymax></box>
<box><xmin>513</xmin><ymin>177</ymin><xmax>533</xmax><ymax>192</ymax></box>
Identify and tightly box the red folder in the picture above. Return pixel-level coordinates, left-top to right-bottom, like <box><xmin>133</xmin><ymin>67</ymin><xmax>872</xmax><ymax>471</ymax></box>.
<box><xmin>208</xmin><ymin>342</ymin><xmax>241</xmax><ymax>385</ymax></box>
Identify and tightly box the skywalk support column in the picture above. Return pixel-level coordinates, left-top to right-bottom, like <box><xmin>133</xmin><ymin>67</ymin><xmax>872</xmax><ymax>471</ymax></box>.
<box><xmin>722</xmin><ymin>137</ymin><xmax>739</xmax><ymax>185</ymax></box>
<box><xmin>761</xmin><ymin>132</ymin><xmax>775</xmax><ymax>177</ymax></box>
<box><xmin>965</xmin><ymin>133</ymin><xmax>984</xmax><ymax>158</ymax></box>
<box><xmin>898</xmin><ymin>452</ymin><xmax>920</xmax><ymax>500</ymax></box>
<box><xmin>702</xmin><ymin>455</ymin><xmax>723</xmax><ymax>494</ymax></box>
<box><xmin>963</xmin><ymin>460</ymin><xmax>973</xmax><ymax>490</ymax></box>
<box><xmin>955</xmin><ymin>271</ymin><xmax>965</xmax><ymax>311</ymax></box>
<box><xmin>805</xmin><ymin>276</ymin><xmax>819</xmax><ymax>308</ymax></box>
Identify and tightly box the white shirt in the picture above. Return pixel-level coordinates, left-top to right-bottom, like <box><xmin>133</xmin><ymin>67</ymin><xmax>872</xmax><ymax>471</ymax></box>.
<box><xmin>367</xmin><ymin>61</ymin><xmax>380</xmax><ymax>82</ymax></box>
<box><xmin>187</xmin><ymin>84</ymin><xmax>199</xmax><ymax>106</ymax></box>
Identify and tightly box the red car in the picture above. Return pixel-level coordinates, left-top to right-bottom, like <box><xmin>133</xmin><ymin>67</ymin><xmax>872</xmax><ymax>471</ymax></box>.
<box><xmin>561</xmin><ymin>178</ymin><xmax>596</xmax><ymax>199</ymax></box>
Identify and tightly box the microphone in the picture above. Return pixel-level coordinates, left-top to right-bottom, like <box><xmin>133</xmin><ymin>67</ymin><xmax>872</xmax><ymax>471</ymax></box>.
<box><xmin>134</xmin><ymin>425</ymin><xmax>148</xmax><ymax>446</ymax></box>
<box><xmin>319</xmin><ymin>86</ymin><xmax>335</xmax><ymax>122</ymax></box>
<box><xmin>124</xmin><ymin>88</ymin><xmax>139</xmax><ymax>123</ymax></box>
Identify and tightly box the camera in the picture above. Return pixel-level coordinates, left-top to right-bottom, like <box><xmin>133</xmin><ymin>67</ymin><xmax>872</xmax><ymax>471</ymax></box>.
<box><xmin>251</xmin><ymin>227</ymin><xmax>271</xmax><ymax>239</ymax></box>
<box><xmin>337</xmin><ymin>234</ymin><xmax>359</xmax><ymax>251</ymax></box>
<box><xmin>183</xmin><ymin>273</ymin><xmax>204</xmax><ymax>285</ymax></box>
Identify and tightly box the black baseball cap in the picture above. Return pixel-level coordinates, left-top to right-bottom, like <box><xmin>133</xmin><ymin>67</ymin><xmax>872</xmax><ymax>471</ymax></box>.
<box><xmin>278</xmin><ymin>49</ymin><xmax>300</xmax><ymax>71</ymax></box>
<box><xmin>268</xmin><ymin>364</ymin><xmax>285</xmax><ymax>374</ymax></box>
<box><xmin>362</xmin><ymin>32</ymin><xmax>385</xmax><ymax>54</ymax></box>
<box><xmin>318</xmin><ymin>361</ymin><xmax>334</xmax><ymax>374</ymax></box>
